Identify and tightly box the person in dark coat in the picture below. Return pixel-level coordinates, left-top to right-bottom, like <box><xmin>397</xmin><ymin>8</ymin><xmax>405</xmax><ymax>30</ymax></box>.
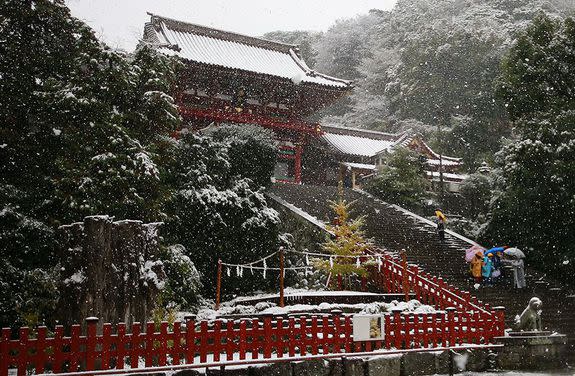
<box><xmin>435</xmin><ymin>209</ymin><xmax>446</xmax><ymax>241</ymax></box>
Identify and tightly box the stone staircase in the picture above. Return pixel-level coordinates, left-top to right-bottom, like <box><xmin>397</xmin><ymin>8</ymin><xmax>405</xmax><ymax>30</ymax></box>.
<box><xmin>270</xmin><ymin>183</ymin><xmax>575</xmax><ymax>358</ymax></box>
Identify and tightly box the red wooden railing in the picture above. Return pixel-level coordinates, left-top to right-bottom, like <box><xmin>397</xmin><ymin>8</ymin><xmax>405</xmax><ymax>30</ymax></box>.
<box><xmin>1</xmin><ymin>308</ymin><xmax>504</xmax><ymax>376</ymax></box>
<box><xmin>0</xmin><ymin>252</ymin><xmax>505</xmax><ymax>375</ymax></box>
<box><xmin>375</xmin><ymin>252</ymin><xmax>496</xmax><ymax>315</ymax></box>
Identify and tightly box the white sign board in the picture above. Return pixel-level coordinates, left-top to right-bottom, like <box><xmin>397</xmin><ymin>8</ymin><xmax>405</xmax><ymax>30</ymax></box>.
<box><xmin>352</xmin><ymin>314</ymin><xmax>385</xmax><ymax>341</ymax></box>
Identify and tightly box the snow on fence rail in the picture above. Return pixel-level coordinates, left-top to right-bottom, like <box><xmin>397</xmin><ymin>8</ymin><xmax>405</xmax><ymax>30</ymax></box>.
<box><xmin>1</xmin><ymin>252</ymin><xmax>505</xmax><ymax>376</ymax></box>
<box><xmin>375</xmin><ymin>252</ymin><xmax>496</xmax><ymax>316</ymax></box>
<box><xmin>1</xmin><ymin>309</ymin><xmax>503</xmax><ymax>376</ymax></box>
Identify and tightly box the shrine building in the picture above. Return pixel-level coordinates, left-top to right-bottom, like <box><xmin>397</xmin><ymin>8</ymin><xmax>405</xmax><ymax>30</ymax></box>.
<box><xmin>304</xmin><ymin>125</ymin><xmax>467</xmax><ymax>192</ymax></box>
<box><xmin>140</xmin><ymin>13</ymin><xmax>353</xmax><ymax>183</ymax></box>
<box><xmin>140</xmin><ymin>14</ymin><xmax>466</xmax><ymax>191</ymax></box>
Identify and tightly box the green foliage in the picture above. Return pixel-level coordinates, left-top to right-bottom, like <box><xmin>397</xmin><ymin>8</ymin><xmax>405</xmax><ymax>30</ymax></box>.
<box><xmin>163</xmin><ymin>134</ymin><xmax>281</xmax><ymax>295</ymax></box>
<box><xmin>484</xmin><ymin>14</ymin><xmax>575</xmax><ymax>279</ymax></box>
<box><xmin>207</xmin><ymin>124</ymin><xmax>277</xmax><ymax>188</ymax></box>
<box><xmin>0</xmin><ymin>1</ymin><xmax>181</xmax><ymax>327</ymax></box>
<box><xmin>482</xmin><ymin>112</ymin><xmax>575</xmax><ymax>279</ymax></box>
<box><xmin>440</xmin><ymin>115</ymin><xmax>508</xmax><ymax>172</ymax></box>
<box><xmin>318</xmin><ymin>184</ymin><xmax>371</xmax><ymax>277</ymax></box>
<box><xmin>159</xmin><ymin>245</ymin><xmax>202</xmax><ymax>309</ymax></box>
<box><xmin>496</xmin><ymin>13</ymin><xmax>575</xmax><ymax>121</ymax></box>
<box><xmin>459</xmin><ymin>172</ymin><xmax>493</xmax><ymax>218</ymax></box>
<box><xmin>386</xmin><ymin>29</ymin><xmax>506</xmax><ymax>127</ymax></box>
<box><xmin>366</xmin><ymin>148</ymin><xmax>430</xmax><ymax>210</ymax></box>
<box><xmin>0</xmin><ymin>187</ymin><xmax>60</xmax><ymax>327</ymax></box>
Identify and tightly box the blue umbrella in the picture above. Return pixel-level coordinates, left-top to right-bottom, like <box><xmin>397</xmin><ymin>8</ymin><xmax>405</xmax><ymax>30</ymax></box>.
<box><xmin>485</xmin><ymin>247</ymin><xmax>505</xmax><ymax>256</ymax></box>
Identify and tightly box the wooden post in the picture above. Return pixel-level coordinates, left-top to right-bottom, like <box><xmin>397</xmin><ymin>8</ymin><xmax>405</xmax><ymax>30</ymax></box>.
<box><xmin>294</xmin><ymin>145</ymin><xmax>302</xmax><ymax>184</ymax></box>
<box><xmin>279</xmin><ymin>247</ymin><xmax>285</xmax><ymax>308</ymax></box>
<box><xmin>215</xmin><ymin>259</ymin><xmax>222</xmax><ymax>310</ymax></box>
<box><xmin>401</xmin><ymin>249</ymin><xmax>409</xmax><ymax>301</ymax></box>
<box><xmin>85</xmin><ymin>317</ymin><xmax>99</xmax><ymax>371</ymax></box>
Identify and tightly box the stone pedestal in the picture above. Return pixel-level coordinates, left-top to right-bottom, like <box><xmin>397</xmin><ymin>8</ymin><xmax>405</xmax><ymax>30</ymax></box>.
<box><xmin>494</xmin><ymin>331</ymin><xmax>568</xmax><ymax>370</ymax></box>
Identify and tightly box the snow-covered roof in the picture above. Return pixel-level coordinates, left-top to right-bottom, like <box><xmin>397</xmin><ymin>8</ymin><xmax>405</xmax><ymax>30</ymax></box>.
<box><xmin>321</xmin><ymin>125</ymin><xmax>407</xmax><ymax>157</ymax></box>
<box><xmin>426</xmin><ymin>171</ymin><xmax>469</xmax><ymax>182</ymax></box>
<box><xmin>426</xmin><ymin>159</ymin><xmax>462</xmax><ymax>167</ymax></box>
<box><xmin>341</xmin><ymin>162</ymin><xmax>377</xmax><ymax>171</ymax></box>
<box><xmin>323</xmin><ymin>132</ymin><xmax>396</xmax><ymax>157</ymax></box>
<box><xmin>142</xmin><ymin>14</ymin><xmax>352</xmax><ymax>89</ymax></box>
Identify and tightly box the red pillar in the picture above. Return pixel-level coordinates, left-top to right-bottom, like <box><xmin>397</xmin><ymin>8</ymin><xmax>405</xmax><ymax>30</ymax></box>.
<box><xmin>279</xmin><ymin>247</ymin><xmax>285</xmax><ymax>307</ymax></box>
<box><xmin>294</xmin><ymin>145</ymin><xmax>302</xmax><ymax>184</ymax></box>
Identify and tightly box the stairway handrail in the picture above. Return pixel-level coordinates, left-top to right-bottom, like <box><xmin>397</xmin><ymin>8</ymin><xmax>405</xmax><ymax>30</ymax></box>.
<box><xmin>267</xmin><ymin>192</ymin><xmax>335</xmax><ymax>237</ymax></box>
<box><xmin>373</xmin><ymin>249</ymin><xmax>493</xmax><ymax>316</ymax></box>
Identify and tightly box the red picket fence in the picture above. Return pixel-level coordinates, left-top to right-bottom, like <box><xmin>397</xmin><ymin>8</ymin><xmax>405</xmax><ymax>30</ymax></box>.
<box><xmin>1</xmin><ymin>307</ymin><xmax>504</xmax><ymax>376</ymax></box>
<box><xmin>1</xmin><ymin>251</ymin><xmax>506</xmax><ymax>375</ymax></box>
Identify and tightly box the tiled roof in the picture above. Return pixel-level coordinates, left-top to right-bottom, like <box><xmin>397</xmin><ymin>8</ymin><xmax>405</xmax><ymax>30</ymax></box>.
<box><xmin>341</xmin><ymin>162</ymin><xmax>377</xmax><ymax>171</ymax></box>
<box><xmin>426</xmin><ymin>159</ymin><xmax>462</xmax><ymax>167</ymax></box>
<box><xmin>426</xmin><ymin>171</ymin><xmax>469</xmax><ymax>182</ymax></box>
<box><xmin>321</xmin><ymin>125</ymin><xmax>408</xmax><ymax>157</ymax></box>
<box><xmin>142</xmin><ymin>14</ymin><xmax>352</xmax><ymax>89</ymax></box>
<box><xmin>322</xmin><ymin>132</ymin><xmax>397</xmax><ymax>157</ymax></box>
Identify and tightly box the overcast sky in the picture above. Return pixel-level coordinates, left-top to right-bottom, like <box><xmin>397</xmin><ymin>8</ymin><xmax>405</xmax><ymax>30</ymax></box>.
<box><xmin>66</xmin><ymin>0</ymin><xmax>398</xmax><ymax>51</ymax></box>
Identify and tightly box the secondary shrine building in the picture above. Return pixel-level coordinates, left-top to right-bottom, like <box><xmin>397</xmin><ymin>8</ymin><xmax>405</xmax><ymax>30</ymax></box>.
<box><xmin>141</xmin><ymin>13</ymin><xmax>352</xmax><ymax>184</ymax></box>
<box><xmin>140</xmin><ymin>14</ymin><xmax>466</xmax><ymax>190</ymax></box>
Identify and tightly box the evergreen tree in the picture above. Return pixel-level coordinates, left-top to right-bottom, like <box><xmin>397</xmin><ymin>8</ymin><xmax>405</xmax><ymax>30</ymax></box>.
<box><xmin>318</xmin><ymin>184</ymin><xmax>371</xmax><ymax>278</ymax></box>
<box><xmin>366</xmin><ymin>148</ymin><xmax>430</xmax><ymax>210</ymax></box>
<box><xmin>484</xmin><ymin>14</ymin><xmax>575</xmax><ymax>279</ymax></box>
<box><xmin>163</xmin><ymin>134</ymin><xmax>281</xmax><ymax>295</ymax></box>
<box><xmin>0</xmin><ymin>0</ymin><xmax>181</xmax><ymax>326</ymax></box>
<box><xmin>207</xmin><ymin>124</ymin><xmax>277</xmax><ymax>189</ymax></box>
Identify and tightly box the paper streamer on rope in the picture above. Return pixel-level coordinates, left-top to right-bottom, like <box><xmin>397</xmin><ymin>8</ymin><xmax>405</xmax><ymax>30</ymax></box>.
<box><xmin>236</xmin><ymin>265</ymin><xmax>240</xmax><ymax>277</ymax></box>
<box><xmin>305</xmin><ymin>254</ymin><xmax>310</xmax><ymax>266</ymax></box>
<box><xmin>329</xmin><ymin>256</ymin><xmax>334</xmax><ymax>268</ymax></box>
<box><xmin>377</xmin><ymin>256</ymin><xmax>382</xmax><ymax>271</ymax></box>
<box><xmin>356</xmin><ymin>257</ymin><xmax>361</xmax><ymax>268</ymax></box>
<box><xmin>263</xmin><ymin>267</ymin><xmax>266</xmax><ymax>279</ymax></box>
<box><xmin>226</xmin><ymin>267</ymin><xmax>230</xmax><ymax>277</ymax></box>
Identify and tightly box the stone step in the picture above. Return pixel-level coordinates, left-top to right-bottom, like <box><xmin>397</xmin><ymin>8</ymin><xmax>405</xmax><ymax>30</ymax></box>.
<box><xmin>271</xmin><ymin>183</ymin><xmax>575</xmax><ymax>347</ymax></box>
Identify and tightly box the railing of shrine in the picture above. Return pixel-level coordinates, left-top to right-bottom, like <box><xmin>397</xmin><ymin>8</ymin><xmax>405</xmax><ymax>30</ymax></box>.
<box><xmin>1</xmin><ymin>307</ymin><xmax>504</xmax><ymax>376</ymax></box>
<box><xmin>375</xmin><ymin>252</ymin><xmax>497</xmax><ymax>315</ymax></box>
<box><xmin>0</xmin><ymin>251</ymin><xmax>506</xmax><ymax>375</ymax></box>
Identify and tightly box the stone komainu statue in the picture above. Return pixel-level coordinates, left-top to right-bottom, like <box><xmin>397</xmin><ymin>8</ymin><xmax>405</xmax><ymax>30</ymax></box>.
<box><xmin>516</xmin><ymin>297</ymin><xmax>542</xmax><ymax>331</ymax></box>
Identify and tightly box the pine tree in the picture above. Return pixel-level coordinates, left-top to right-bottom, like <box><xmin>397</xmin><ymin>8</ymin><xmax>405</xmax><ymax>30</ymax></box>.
<box><xmin>163</xmin><ymin>134</ymin><xmax>281</xmax><ymax>295</ymax></box>
<box><xmin>0</xmin><ymin>0</ymin><xmax>182</xmax><ymax>327</ymax></box>
<box><xmin>484</xmin><ymin>14</ymin><xmax>575</xmax><ymax>279</ymax></box>
<box><xmin>319</xmin><ymin>183</ymin><xmax>371</xmax><ymax>278</ymax></box>
<box><xmin>366</xmin><ymin>148</ymin><xmax>430</xmax><ymax>210</ymax></box>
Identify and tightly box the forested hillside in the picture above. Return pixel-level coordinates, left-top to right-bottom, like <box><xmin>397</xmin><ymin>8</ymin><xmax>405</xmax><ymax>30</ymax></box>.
<box><xmin>265</xmin><ymin>0</ymin><xmax>575</xmax><ymax>170</ymax></box>
<box><xmin>265</xmin><ymin>0</ymin><xmax>575</xmax><ymax>280</ymax></box>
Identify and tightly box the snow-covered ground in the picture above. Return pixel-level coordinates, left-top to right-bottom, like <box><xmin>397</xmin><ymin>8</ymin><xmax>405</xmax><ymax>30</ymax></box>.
<box><xmin>191</xmin><ymin>296</ymin><xmax>435</xmax><ymax>322</ymax></box>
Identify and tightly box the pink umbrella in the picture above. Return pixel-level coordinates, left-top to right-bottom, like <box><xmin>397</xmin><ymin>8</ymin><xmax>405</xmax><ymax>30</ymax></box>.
<box><xmin>465</xmin><ymin>245</ymin><xmax>486</xmax><ymax>262</ymax></box>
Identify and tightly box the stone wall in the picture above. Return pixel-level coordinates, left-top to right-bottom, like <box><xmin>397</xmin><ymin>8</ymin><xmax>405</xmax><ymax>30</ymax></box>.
<box><xmin>57</xmin><ymin>215</ymin><xmax>164</xmax><ymax>328</ymax></box>
<box><xmin>125</xmin><ymin>349</ymin><xmax>492</xmax><ymax>376</ymax></box>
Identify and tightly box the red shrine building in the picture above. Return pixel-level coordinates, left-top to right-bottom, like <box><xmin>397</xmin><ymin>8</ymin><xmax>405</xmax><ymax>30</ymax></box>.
<box><xmin>141</xmin><ymin>13</ymin><xmax>353</xmax><ymax>183</ymax></box>
<box><xmin>140</xmin><ymin>14</ymin><xmax>466</xmax><ymax>190</ymax></box>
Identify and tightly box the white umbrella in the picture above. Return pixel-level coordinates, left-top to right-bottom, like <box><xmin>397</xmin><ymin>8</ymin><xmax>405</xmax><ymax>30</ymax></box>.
<box><xmin>504</xmin><ymin>247</ymin><xmax>525</xmax><ymax>259</ymax></box>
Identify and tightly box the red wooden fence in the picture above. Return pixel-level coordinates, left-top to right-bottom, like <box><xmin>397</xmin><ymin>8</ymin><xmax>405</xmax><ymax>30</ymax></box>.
<box><xmin>0</xmin><ymin>252</ymin><xmax>505</xmax><ymax>375</ymax></box>
<box><xmin>1</xmin><ymin>308</ymin><xmax>504</xmax><ymax>376</ymax></box>
<box><xmin>372</xmin><ymin>252</ymin><xmax>497</xmax><ymax>316</ymax></box>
